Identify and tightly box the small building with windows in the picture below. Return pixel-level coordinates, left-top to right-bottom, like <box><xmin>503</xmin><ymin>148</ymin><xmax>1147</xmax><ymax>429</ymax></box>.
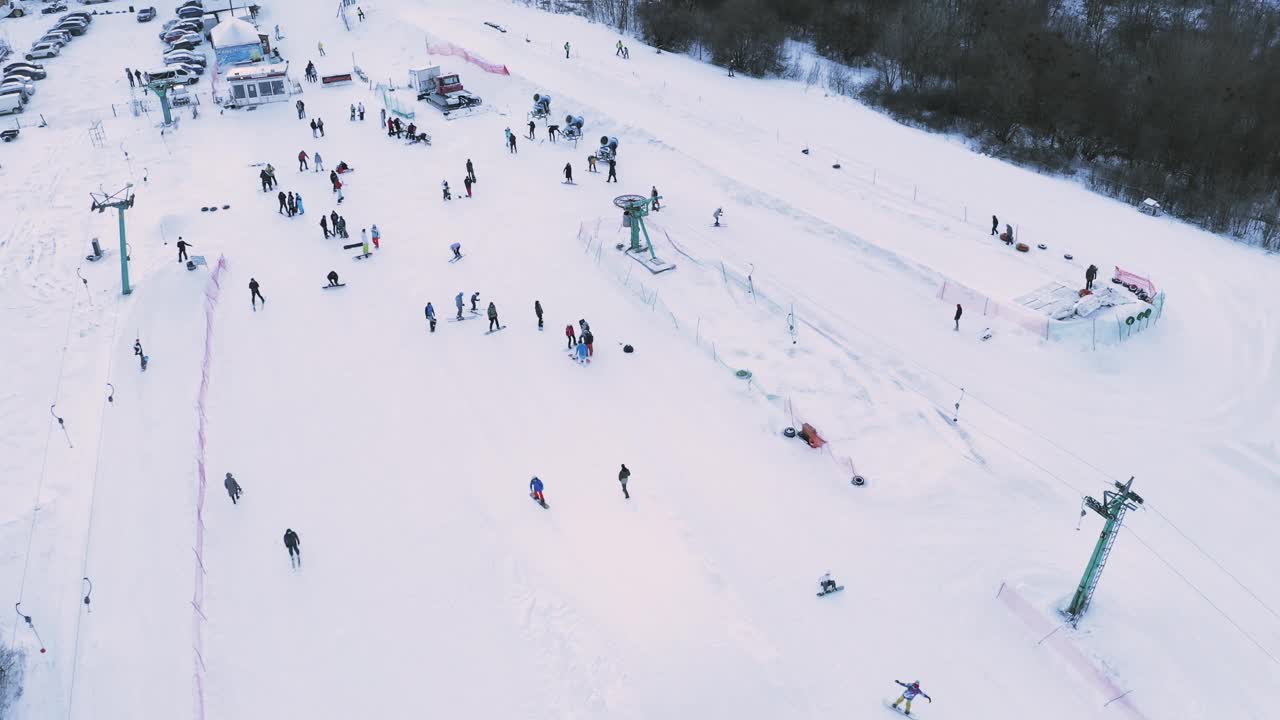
<box><xmin>224</xmin><ymin>64</ymin><xmax>292</xmax><ymax>108</ymax></box>
<box><xmin>211</xmin><ymin>17</ymin><xmax>265</xmax><ymax>66</ymax></box>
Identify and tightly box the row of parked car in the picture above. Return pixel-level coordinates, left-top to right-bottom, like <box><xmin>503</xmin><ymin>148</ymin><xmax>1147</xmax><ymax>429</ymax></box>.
<box><xmin>147</xmin><ymin>0</ymin><xmax>210</xmax><ymax>88</ymax></box>
<box><xmin>0</xmin><ymin>9</ymin><xmax>96</xmax><ymax>114</ymax></box>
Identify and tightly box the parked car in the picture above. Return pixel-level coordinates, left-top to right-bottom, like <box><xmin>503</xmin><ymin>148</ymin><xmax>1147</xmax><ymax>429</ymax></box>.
<box><xmin>0</xmin><ymin>87</ymin><xmax>29</xmax><ymax>106</ymax></box>
<box><xmin>3</xmin><ymin>4</ymin><xmax>27</xmax><ymax>18</ymax></box>
<box><xmin>4</xmin><ymin>62</ymin><xmax>47</xmax><ymax>78</ymax></box>
<box><xmin>178</xmin><ymin>0</ymin><xmax>203</xmax><ymax>9</ymax></box>
<box><xmin>60</xmin><ymin>11</ymin><xmax>93</xmax><ymax>22</ymax></box>
<box><xmin>80</xmin><ymin>0</ymin><xmax>112</xmax><ymax>5</ymax></box>
<box><xmin>159</xmin><ymin>21</ymin><xmax>199</xmax><ymax>39</ymax></box>
<box><xmin>26</xmin><ymin>43</ymin><xmax>62</xmax><ymax>60</ymax></box>
<box><xmin>53</xmin><ymin>20</ymin><xmax>88</xmax><ymax>35</ymax></box>
<box><xmin>42</xmin><ymin>3</ymin><xmax>70</xmax><ymax>16</ymax></box>
<box><xmin>163</xmin><ymin>50</ymin><xmax>206</xmax><ymax>66</ymax></box>
<box><xmin>5</xmin><ymin>67</ymin><xmax>46</xmax><ymax>82</ymax></box>
<box><xmin>136</xmin><ymin>6</ymin><xmax>156</xmax><ymax>21</ymax></box>
<box><xmin>161</xmin><ymin>27</ymin><xmax>197</xmax><ymax>43</ymax></box>
<box><xmin>167</xmin><ymin>39</ymin><xmax>200</xmax><ymax>52</ymax></box>
<box><xmin>144</xmin><ymin>65</ymin><xmax>194</xmax><ymax>85</ymax></box>
<box><xmin>0</xmin><ymin>77</ymin><xmax>35</xmax><ymax>98</ymax></box>
<box><xmin>169</xmin><ymin>61</ymin><xmax>204</xmax><ymax>77</ymax></box>
<box><xmin>175</xmin><ymin>6</ymin><xmax>202</xmax><ymax>19</ymax></box>
<box><xmin>0</xmin><ymin>93</ymin><xmax>23</xmax><ymax>116</ymax></box>
<box><xmin>37</xmin><ymin>31</ymin><xmax>73</xmax><ymax>47</ymax></box>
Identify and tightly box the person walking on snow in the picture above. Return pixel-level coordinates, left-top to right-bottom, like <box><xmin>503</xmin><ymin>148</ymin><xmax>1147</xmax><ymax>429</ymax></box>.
<box><xmin>295</xmin><ymin>192</ymin><xmax>305</xmax><ymax>215</ymax></box>
<box><xmin>284</xmin><ymin>528</ymin><xmax>302</xmax><ymax>567</ymax></box>
<box><xmin>287</xmin><ymin>191</ymin><xmax>297</xmax><ymax>217</ymax></box>
<box><xmin>650</xmin><ymin>186</ymin><xmax>661</xmax><ymax>211</ymax></box>
<box><xmin>451</xmin><ymin>242</ymin><xmax>462</xmax><ymax>261</ymax></box>
<box><xmin>487</xmin><ymin>302</ymin><xmax>500</xmax><ymax>331</ymax></box>
<box><xmin>564</xmin><ymin>41</ymin><xmax>571</xmax><ymax>58</ymax></box>
<box><xmin>318</xmin><ymin>41</ymin><xmax>326</xmax><ymax>56</ymax></box>
<box><xmin>530</xmin><ymin>476</ymin><xmax>546</xmax><ymax>504</ymax></box>
<box><xmin>371</xmin><ymin>224</ymin><xmax>380</xmax><ymax>249</ymax></box>
<box><xmin>381</xmin><ymin>107</ymin><xmax>387</xmax><ymax>127</ymax></box>
<box><xmin>534</xmin><ymin>300</ymin><xmax>543</xmax><ymax>329</ymax></box>
<box><xmin>320</xmin><ymin>215</ymin><xmax>330</xmax><ymax>238</ymax></box>
<box><xmin>298</xmin><ymin>150</ymin><xmax>309</xmax><ymax>171</ymax></box>
<box><xmin>125</xmin><ymin>67</ymin><xmax>135</xmax><ymax>87</ymax></box>
<box><xmin>466</xmin><ymin>159</ymin><xmax>476</xmax><ymax>183</ymax></box>
<box><xmin>314</xmin><ymin>152</ymin><xmax>324</xmax><ymax>173</ymax></box>
<box><xmin>350</xmin><ymin>103</ymin><xmax>357</xmax><ymax>121</ymax></box>
<box><xmin>357</xmin><ymin>6</ymin><xmax>365</xmax><ymax>21</ymax></box>
<box><xmin>317</xmin><ymin>118</ymin><xmax>326</xmax><ymax>137</ymax></box>
<box><xmin>527</xmin><ymin>120</ymin><xmax>536</xmax><ymax>140</ymax></box>
<box><xmin>296</xmin><ymin>99</ymin><xmax>305</xmax><ymax>119</ymax></box>
<box><xmin>310</xmin><ymin>119</ymin><xmax>319</xmax><ymax>137</ymax></box>
<box><xmin>607</xmin><ymin>159</ymin><xmax>617</xmax><ymax>183</ymax></box>
<box><xmin>425</xmin><ymin>302</ymin><xmax>437</xmax><ymax>332</ymax></box>
<box><xmin>464</xmin><ymin>175</ymin><xmax>473</xmax><ymax>197</ymax></box>
<box><xmin>259</xmin><ymin>169</ymin><xmax>271</xmax><ymax>192</ymax></box>
<box><xmin>616</xmin><ymin>39</ymin><xmax>624</xmax><ymax>56</ymax></box>
<box><xmin>618</xmin><ymin>464</ymin><xmax>631</xmax><ymax>499</ymax></box>
<box><xmin>224</xmin><ymin>472</ymin><xmax>242</xmax><ymax>504</ymax></box>
<box><xmin>954</xmin><ymin>303</ymin><xmax>963</xmax><ymax>331</ymax></box>
<box><xmin>990</xmin><ymin>214</ymin><xmax>999</xmax><ymax>236</ymax></box>
<box><xmin>176</xmin><ymin>237</ymin><xmax>192</xmax><ymax>262</ymax></box>
<box><xmin>277</xmin><ymin>191</ymin><xmax>288</xmax><ymax>214</ymax></box>
<box><xmin>563</xmin><ymin>162</ymin><xmax>574</xmax><ymax>184</ymax></box>
<box><xmin>249</xmin><ymin>278</ymin><xmax>265</xmax><ymax>309</ymax></box>
<box><xmin>455</xmin><ymin>292</ymin><xmax>465</xmax><ymax>320</ymax></box>
<box><xmin>587</xmin><ymin>155</ymin><xmax>597</xmax><ymax>173</ymax></box>
<box><xmin>565</xmin><ymin>324</ymin><xmax>576</xmax><ymax>348</ymax></box>
<box><xmin>891</xmin><ymin>680</ymin><xmax>931</xmax><ymax>715</ymax></box>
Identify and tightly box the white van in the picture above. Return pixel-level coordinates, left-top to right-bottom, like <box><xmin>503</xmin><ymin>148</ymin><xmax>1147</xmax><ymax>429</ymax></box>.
<box><xmin>0</xmin><ymin>93</ymin><xmax>23</xmax><ymax>115</ymax></box>
<box><xmin>144</xmin><ymin>66</ymin><xmax>193</xmax><ymax>85</ymax></box>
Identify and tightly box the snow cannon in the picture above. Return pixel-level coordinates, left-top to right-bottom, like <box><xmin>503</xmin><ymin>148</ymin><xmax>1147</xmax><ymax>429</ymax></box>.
<box><xmin>597</xmin><ymin>135</ymin><xmax>619</xmax><ymax>162</ymax></box>
<box><xmin>562</xmin><ymin>114</ymin><xmax>585</xmax><ymax>142</ymax></box>
<box><xmin>530</xmin><ymin>93</ymin><xmax>552</xmax><ymax>120</ymax></box>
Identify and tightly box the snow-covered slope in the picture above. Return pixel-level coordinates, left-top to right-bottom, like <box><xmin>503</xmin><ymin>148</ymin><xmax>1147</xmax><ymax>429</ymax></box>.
<box><xmin>1</xmin><ymin>1</ymin><xmax>1277</xmax><ymax>718</ymax></box>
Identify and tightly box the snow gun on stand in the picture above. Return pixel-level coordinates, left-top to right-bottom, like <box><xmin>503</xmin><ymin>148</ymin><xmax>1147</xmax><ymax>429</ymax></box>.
<box><xmin>563</xmin><ymin>115</ymin><xmax>585</xmax><ymax>146</ymax></box>
<box><xmin>596</xmin><ymin>135</ymin><xmax>619</xmax><ymax>162</ymax></box>
<box><xmin>529</xmin><ymin>92</ymin><xmax>551</xmax><ymax>121</ymax></box>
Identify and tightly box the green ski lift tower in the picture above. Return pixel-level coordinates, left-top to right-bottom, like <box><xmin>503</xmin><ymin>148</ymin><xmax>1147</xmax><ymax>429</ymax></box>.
<box><xmin>1065</xmin><ymin>476</ymin><xmax>1143</xmax><ymax>622</ymax></box>
<box><xmin>614</xmin><ymin>194</ymin><xmax>675</xmax><ymax>274</ymax></box>
<box><xmin>89</xmin><ymin>184</ymin><xmax>137</xmax><ymax>295</ymax></box>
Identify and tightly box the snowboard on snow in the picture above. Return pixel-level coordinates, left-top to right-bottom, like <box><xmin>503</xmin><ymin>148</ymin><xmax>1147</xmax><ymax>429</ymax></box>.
<box><xmin>530</xmin><ymin>492</ymin><xmax>549</xmax><ymax>509</ymax></box>
<box><xmin>448</xmin><ymin>315</ymin><xmax>473</xmax><ymax>322</ymax></box>
<box><xmin>353</xmin><ymin>253</ymin><xmax>372</xmax><ymax>260</ymax></box>
<box><xmin>322</xmin><ymin>283</ymin><xmax>346</xmax><ymax>289</ymax></box>
<box><xmin>449</xmin><ymin>254</ymin><xmax>465</xmax><ymax>263</ymax></box>
<box><xmin>885</xmin><ymin>701</ymin><xmax>923</xmax><ymax>717</ymax></box>
<box><xmin>485</xmin><ymin>325</ymin><xmax>506</xmax><ymax>334</ymax></box>
<box><xmin>979</xmin><ymin>328</ymin><xmax>993</xmax><ymax>341</ymax></box>
<box><xmin>817</xmin><ymin>585</ymin><xmax>844</xmax><ymax>597</ymax></box>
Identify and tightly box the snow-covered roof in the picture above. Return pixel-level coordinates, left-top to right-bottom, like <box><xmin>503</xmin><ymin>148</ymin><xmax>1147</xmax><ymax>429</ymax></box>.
<box><xmin>211</xmin><ymin>18</ymin><xmax>261</xmax><ymax>48</ymax></box>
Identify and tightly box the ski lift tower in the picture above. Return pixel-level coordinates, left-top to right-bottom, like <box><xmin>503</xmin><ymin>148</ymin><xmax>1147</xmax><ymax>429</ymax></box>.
<box><xmin>613</xmin><ymin>194</ymin><xmax>675</xmax><ymax>274</ymax></box>
<box><xmin>1064</xmin><ymin>476</ymin><xmax>1143</xmax><ymax>623</ymax></box>
<box><xmin>144</xmin><ymin>78</ymin><xmax>179</xmax><ymax>126</ymax></box>
<box><xmin>90</xmin><ymin>184</ymin><xmax>137</xmax><ymax>295</ymax></box>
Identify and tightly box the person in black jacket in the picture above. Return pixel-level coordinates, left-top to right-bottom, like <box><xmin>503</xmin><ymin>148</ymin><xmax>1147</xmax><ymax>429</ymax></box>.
<box><xmin>277</xmin><ymin>191</ymin><xmax>288</xmax><ymax>214</ymax></box>
<box><xmin>534</xmin><ymin>300</ymin><xmax>543</xmax><ymax>329</ymax></box>
<box><xmin>487</xmin><ymin>301</ymin><xmax>500</xmax><ymax>331</ymax></box>
<box><xmin>991</xmin><ymin>215</ymin><xmax>998</xmax><ymax>236</ymax></box>
<box><xmin>176</xmin><ymin>237</ymin><xmax>192</xmax><ymax>262</ymax></box>
<box><xmin>1085</xmin><ymin>264</ymin><xmax>1098</xmax><ymax>291</ymax></box>
<box><xmin>224</xmin><ymin>473</ymin><xmax>242</xmax><ymax>504</ymax></box>
<box><xmin>283</xmin><ymin>529</ymin><xmax>301</xmax><ymax>567</ymax></box>
<box><xmin>250</xmin><ymin>278</ymin><xmax>265</xmax><ymax>309</ymax></box>
<box><xmin>954</xmin><ymin>303</ymin><xmax>963</xmax><ymax>331</ymax></box>
<box><xmin>618</xmin><ymin>464</ymin><xmax>631</xmax><ymax>499</ymax></box>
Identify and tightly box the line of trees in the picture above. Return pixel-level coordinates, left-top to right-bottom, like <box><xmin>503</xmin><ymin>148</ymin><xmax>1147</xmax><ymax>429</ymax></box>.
<box><xmin>531</xmin><ymin>0</ymin><xmax>1280</xmax><ymax>248</ymax></box>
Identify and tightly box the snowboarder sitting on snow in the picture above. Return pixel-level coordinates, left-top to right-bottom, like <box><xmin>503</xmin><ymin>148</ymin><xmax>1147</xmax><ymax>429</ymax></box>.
<box><xmin>336</xmin><ymin>161</ymin><xmax>352</xmax><ymax>174</ymax></box>
<box><xmin>225</xmin><ymin>473</ymin><xmax>242</xmax><ymax>504</ymax></box>
<box><xmin>487</xmin><ymin>301</ymin><xmax>500</xmax><ymax>331</ymax></box>
<box><xmin>891</xmin><ymin>680</ymin><xmax>931</xmax><ymax>715</ymax></box>
<box><xmin>327</xmin><ymin>270</ymin><xmax>340</xmax><ymax>286</ymax></box>
<box><xmin>819</xmin><ymin>573</ymin><xmax>838</xmax><ymax>593</ymax></box>
<box><xmin>442</xmin><ymin>180</ymin><xmax>451</xmax><ymax>201</ymax></box>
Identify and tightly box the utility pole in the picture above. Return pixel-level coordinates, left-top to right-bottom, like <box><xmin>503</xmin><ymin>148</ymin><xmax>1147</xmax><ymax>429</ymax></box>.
<box><xmin>90</xmin><ymin>185</ymin><xmax>136</xmax><ymax>295</ymax></box>
<box><xmin>1066</xmin><ymin>476</ymin><xmax>1143</xmax><ymax>622</ymax></box>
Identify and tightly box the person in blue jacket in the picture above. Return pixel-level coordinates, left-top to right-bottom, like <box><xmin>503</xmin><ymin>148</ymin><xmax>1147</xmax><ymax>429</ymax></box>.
<box><xmin>575</xmin><ymin>339</ymin><xmax>589</xmax><ymax>364</ymax></box>
<box><xmin>529</xmin><ymin>476</ymin><xmax>545</xmax><ymax>504</ymax></box>
<box><xmin>425</xmin><ymin>302</ymin><xmax>436</xmax><ymax>332</ymax></box>
<box><xmin>891</xmin><ymin>680</ymin><xmax>931</xmax><ymax>715</ymax></box>
<box><xmin>455</xmin><ymin>292</ymin><xmax>465</xmax><ymax>320</ymax></box>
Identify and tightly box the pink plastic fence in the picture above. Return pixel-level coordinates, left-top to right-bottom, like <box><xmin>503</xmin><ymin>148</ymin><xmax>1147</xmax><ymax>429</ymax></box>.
<box><xmin>997</xmin><ymin>582</ymin><xmax>1148</xmax><ymax>719</ymax></box>
<box><xmin>426</xmin><ymin>41</ymin><xmax>510</xmax><ymax>75</ymax></box>
<box><xmin>192</xmin><ymin>255</ymin><xmax>227</xmax><ymax>720</ymax></box>
<box><xmin>1113</xmin><ymin>267</ymin><xmax>1156</xmax><ymax>297</ymax></box>
<box><xmin>936</xmin><ymin>278</ymin><xmax>1051</xmax><ymax>338</ymax></box>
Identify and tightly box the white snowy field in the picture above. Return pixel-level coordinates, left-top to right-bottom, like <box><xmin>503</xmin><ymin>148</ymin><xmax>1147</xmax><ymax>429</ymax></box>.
<box><xmin>1</xmin><ymin>0</ymin><xmax>1278</xmax><ymax>718</ymax></box>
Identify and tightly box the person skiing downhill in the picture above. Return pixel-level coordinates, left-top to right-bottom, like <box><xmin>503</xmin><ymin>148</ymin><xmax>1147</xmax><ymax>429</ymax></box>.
<box><xmin>487</xmin><ymin>301</ymin><xmax>500</xmax><ymax>331</ymax></box>
<box><xmin>618</xmin><ymin>464</ymin><xmax>631</xmax><ymax>499</ymax></box>
<box><xmin>565</xmin><ymin>324</ymin><xmax>576</xmax><ymax>348</ymax></box>
<box><xmin>249</xmin><ymin>278</ymin><xmax>265</xmax><ymax>309</ymax></box>
<box><xmin>534</xmin><ymin>300</ymin><xmax>543</xmax><ymax>329</ymax></box>
<box><xmin>455</xmin><ymin>292</ymin><xmax>465</xmax><ymax>320</ymax></box>
<box><xmin>954</xmin><ymin>303</ymin><xmax>962</xmax><ymax>331</ymax></box>
<box><xmin>176</xmin><ymin>237</ymin><xmax>192</xmax><ymax>262</ymax></box>
<box><xmin>283</xmin><ymin>528</ymin><xmax>302</xmax><ymax>568</ymax></box>
<box><xmin>425</xmin><ymin>302</ymin><xmax>437</xmax><ymax>332</ymax></box>
<box><xmin>530</xmin><ymin>476</ymin><xmax>546</xmax><ymax>504</ymax></box>
<box><xmin>451</xmin><ymin>242</ymin><xmax>462</xmax><ymax>261</ymax></box>
<box><xmin>224</xmin><ymin>472</ymin><xmax>242</xmax><ymax>504</ymax></box>
<box><xmin>891</xmin><ymin>680</ymin><xmax>931</xmax><ymax>715</ymax></box>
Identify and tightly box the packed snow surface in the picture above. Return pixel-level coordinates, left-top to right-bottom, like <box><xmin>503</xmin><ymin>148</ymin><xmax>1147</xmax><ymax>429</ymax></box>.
<box><xmin>1</xmin><ymin>0</ymin><xmax>1278</xmax><ymax>718</ymax></box>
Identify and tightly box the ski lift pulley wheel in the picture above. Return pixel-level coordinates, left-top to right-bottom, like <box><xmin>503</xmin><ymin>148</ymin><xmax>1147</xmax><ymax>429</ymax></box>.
<box><xmin>613</xmin><ymin>194</ymin><xmax>647</xmax><ymax>210</ymax></box>
<box><xmin>735</xmin><ymin>369</ymin><xmax>752</xmax><ymax>379</ymax></box>
<box><xmin>783</xmin><ymin>427</ymin><xmax>797</xmax><ymax>438</ymax></box>
<box><xmin>623</xmin><ymin>344</ymin><xmax>634</xmax><ymax>353</ymax></box>
<box><xmin>851</xmin><ymin>475</ymin><xmax>866</xmax><ymax>487</ymax></box>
